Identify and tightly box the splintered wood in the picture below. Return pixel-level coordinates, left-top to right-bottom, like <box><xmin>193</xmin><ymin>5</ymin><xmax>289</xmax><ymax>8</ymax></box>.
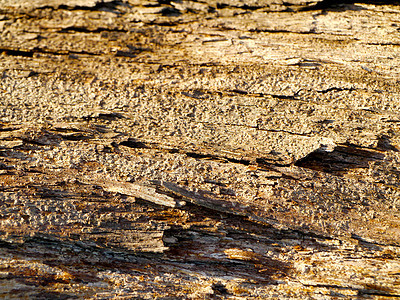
<box><xmin>88</xmin><ymin>179</ymin><xmax>185</xmax><ymax>208</ymax></box>
<box><xmin>1</xmin><ymin>0</ymin><xmax>400</xmax><ymax>298</ymax></box>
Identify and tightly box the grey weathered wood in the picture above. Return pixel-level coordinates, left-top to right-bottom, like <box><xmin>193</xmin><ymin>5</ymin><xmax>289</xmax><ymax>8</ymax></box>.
<box><xmin>86</xmin><ymin>178</ymin><xmax>185</xmax><ymax>208</ymax></box>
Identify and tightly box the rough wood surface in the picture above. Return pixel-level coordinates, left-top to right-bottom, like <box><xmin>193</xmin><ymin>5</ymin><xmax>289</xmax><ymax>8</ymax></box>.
<box><xmin>1</xmin><ymin>0</ymin><xmax>400</xmax><ymax>298</ymax></box>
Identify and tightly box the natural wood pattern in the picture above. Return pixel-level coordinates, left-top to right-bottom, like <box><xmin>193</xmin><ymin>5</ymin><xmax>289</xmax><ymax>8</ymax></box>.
<box><xmin>1</xmin><ymin>0</ymin><xmax>400</xmax><ymax>298</ymax></box>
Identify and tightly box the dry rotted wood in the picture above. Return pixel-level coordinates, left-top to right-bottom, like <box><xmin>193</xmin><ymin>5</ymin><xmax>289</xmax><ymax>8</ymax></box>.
<box><xmin>1</xmin><ymin>0</ymin><xmax>400</xmax><ymax>298</ymax></box>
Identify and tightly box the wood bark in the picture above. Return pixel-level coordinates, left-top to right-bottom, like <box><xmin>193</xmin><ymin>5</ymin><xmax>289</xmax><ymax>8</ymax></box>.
<box><xmin>1</xmin><ymin>0</ymin><xmax>400</xmax><ymax>298</ymax></box>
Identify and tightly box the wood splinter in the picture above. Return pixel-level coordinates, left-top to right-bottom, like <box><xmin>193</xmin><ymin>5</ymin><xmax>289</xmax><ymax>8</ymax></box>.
<box><xmin>82</xmin><ymin>179</ymin><xmax>185</xmax><ymax>208</ymax></box>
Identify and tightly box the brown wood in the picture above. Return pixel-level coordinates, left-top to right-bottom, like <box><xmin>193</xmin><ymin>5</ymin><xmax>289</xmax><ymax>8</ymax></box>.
<box><xmin>1</xmin><ymin>0</ymin><xmax>400</xmax><ymax>298</ymax></box>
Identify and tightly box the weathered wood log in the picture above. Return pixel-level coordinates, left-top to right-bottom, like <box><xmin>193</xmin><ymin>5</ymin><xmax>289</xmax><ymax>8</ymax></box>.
<box><xmin>1</xmin><ymin>0</ymin><xmax>400</xmax><ymax>298</ymax></box>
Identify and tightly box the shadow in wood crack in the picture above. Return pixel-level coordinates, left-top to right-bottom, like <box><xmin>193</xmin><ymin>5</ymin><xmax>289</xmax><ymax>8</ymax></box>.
<box><xmin>160</xmin><ymin>203</ymin><xmax>319</xmax><ymax>283</ymax></box>
<box><xmin>57</xmin><ymin>0</ymin><xmax>125</xmax><ymax>11</ymax></box>
<box><xmin>29</xmin><ymin>292</ymin><xmax>78</xmax><ymax>300</ymax></box>
<box><xmin>294</xmin><ymin>144</ymin><xmax>385</xmax><ymax>175</ymax></box>
<box><xmin>164</xmin><ymin>237</ymin><xmax>291</xmax><ymax>283</ymax></box>
<box><xmin>303</xmin><ymin>0</ymin><xmax>400</xmax><ymax>11</ymax></box>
